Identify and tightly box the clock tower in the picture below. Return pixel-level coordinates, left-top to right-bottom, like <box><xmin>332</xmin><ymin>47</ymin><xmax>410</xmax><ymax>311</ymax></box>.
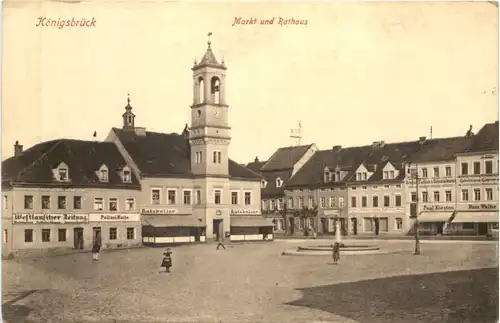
<box><xmin>190</xmin><ymin>34</ymin><xmax>230</xmax><ymax>177</ymax></box>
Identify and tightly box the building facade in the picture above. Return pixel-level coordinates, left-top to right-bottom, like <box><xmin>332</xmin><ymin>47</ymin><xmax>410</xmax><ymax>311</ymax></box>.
<box><xmin>105</xmin><ymin>39</ymin><xmax>270</xmax><ymax>245</ymax></box>
<box><xmin>2</xmin><ymin>140</ymin><xmax>142</xmax><ymax>258</ymax></box>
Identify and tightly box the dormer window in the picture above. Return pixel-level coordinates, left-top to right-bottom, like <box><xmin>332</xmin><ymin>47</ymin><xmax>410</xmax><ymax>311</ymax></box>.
<box><xmin>53</xmin><ymin>162</ymin><xmax>70</xmax><ymax>182</ymax></box>
<box><xmin>122</xmin><ymin>167</ymin><xmax>132</xmax><ymax>183</ymax></box>
<box><xmin>276</xmin><ymin>177</ymin><xmax>283</xmax><ymax>188</ymax></box>
<box><xmin>261</xmin><ymin>180</ymin><xmax>267</xmax><ymax>189</ymax></box>
<box><xmin>97</xmin><ymin>164</ymin><xmax>109</xmax><ymax>182</ymax></box>
<box><xmin>59</xmin><ymin>168</ymin><xmax>68</xmax><ymax>181</ymax></box>
<box><xmin>336</xmin><ymin>171</ymin><xmax>341</xmax><ymax>182</ymax></box>
<box><xmin>324</xmin><ymin>167</ymin><xmax>332</xmax><ymax>182</ymax></box>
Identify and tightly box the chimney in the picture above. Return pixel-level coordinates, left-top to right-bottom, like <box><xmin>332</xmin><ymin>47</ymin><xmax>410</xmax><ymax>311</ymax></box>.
<box><xmin>419</xmin><ymin>136</ymin><xmax>427</xmax><ymax>144</ymax></box>
<box><xmin>254</xmin><ymin>156</ymin><xmax>259</xmax><ymax>163</ymax></box>
<box><xmin>332</xmin><ymin>145</ymin><xmax>342</xmax><ymax>152</ymax></box>
<box><xmin>14</xmin><ymin>141</ymin><xmax>23</xmax><ymax>157</ymax></box>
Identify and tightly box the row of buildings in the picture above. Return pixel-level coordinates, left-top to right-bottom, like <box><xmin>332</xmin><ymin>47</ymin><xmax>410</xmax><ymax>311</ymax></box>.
<box><xmin>248</xmin><ymin>122</ymin><xmax>499</xmax><ymax>237</ymax></box>
<box><xmin>2</xmin><ymin>40</ymin><xmax>273</xmax><ymax>258</ymax></box>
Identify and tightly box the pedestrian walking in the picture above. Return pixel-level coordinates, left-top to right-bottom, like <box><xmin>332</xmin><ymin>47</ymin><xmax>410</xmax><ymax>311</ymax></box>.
<box><xmin>92</xmin><ymin>237</ymin><xmax>101</xmax><ymax>261</ymax></box>
<box><xmin>216</xmin><ymin>234</ymin><xmax>226</xmax><ymax>250</ymax></box>
<box><xmin>332</xmin><ymin>242</ymin><xmax>340</xmax><ymax>265</ymax></box>
<box><xmin>160</xmin><ymin>248</ymin><xmax>172</xmax><ymax>273</ymax></box>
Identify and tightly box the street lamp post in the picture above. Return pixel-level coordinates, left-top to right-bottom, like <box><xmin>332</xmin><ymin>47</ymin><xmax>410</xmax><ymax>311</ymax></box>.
<box><xmin>408</xmin><ymin>161</ymin><xmax>421</xmax><ymax>255</ymax></box>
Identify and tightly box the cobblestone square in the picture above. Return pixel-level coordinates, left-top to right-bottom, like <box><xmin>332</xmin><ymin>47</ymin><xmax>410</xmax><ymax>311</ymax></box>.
<box><xmin>2</xmin><ymin>240</ymin><xmax>498</xmax><ymax>323</ymax></box>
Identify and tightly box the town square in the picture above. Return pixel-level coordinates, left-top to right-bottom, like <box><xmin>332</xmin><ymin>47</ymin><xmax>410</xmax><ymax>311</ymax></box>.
<box><xmin>2</xmin><ymin>239</ymin><xmax>498</xmax><ymax>323</ymax></box>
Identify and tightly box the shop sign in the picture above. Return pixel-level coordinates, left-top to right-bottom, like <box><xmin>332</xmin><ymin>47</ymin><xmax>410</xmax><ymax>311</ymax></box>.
<box><xmin>421</xmin><ymin>204</ymin><xmax>455</xmax><ymax>212</ymax></box>
<box><xmin>458</xmin><ymin>175</ymin><xmax>499</xmax><ymax>185</ymax></box>
<box><xmin>348</xmin><ymin>207</ymin><xmax>404</xmax><ymax>214</ymax></box>
<box><xmin>141</xmin><ymin>208</ymin><xmax>178</xmax><ymax>215</ymax></box>
<box><xmin>13</xmin><ymin>213</ymin><xmax>89</xmax><ymax>224</ymax></box>
<box><xmin>230</xmin><ymin>209</ymin><xmax>261</xmax><ymax>215</ymax></box>
<box><xmin>405</xmin><ymin>178</ymin><xmax>456</xmax><ymax>187</ymax></box>
<box><xmin>89</xmin><ymin>214</ymin><xmax>140</xmax><ymax>222</ymax></box>
<box><xmin>461</xmin><ymin>203</ymin><xmax>498</xmax><ymax>211</ymax></box>
<box><xmin>324</xmin><ymin>209</ymin><xmax>340</xmax><ymax>216</ymax></box>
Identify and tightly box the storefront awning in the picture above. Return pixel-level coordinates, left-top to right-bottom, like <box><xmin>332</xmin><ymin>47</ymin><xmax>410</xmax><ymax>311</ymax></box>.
<box><xmin>452</xmin><ymin>212</ymin><xmax>499</xmax><ymax>223</ymax></box>
<box><xmin>142</xmin><ymin>215</ymin><xmax>205</xmax><ymax>228</ymax></box>
<box><xmin>418</xmin><ymin>212</ymin><xmax>453</xmax><ymax>223</ymax></box>
<box><xmin>230</xmin><ymin>216</ymin><xmax>274</xmax><ymax>227</ymax></box>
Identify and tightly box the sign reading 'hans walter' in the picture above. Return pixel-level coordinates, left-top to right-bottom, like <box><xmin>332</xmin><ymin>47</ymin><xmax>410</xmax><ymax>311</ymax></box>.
<box><xmin>89</xmin><ymin>214</ymin><xmax>140</xmax><ymax>222</ymax></box>
<box><xmin>13</xmin><ymin>213</ymin><xmax>89</xmax><ymax>224</ymax></box>
<box><xmin>231</xmin><ymin>209</ymin><xmax>261</xmax><ymax>215</ymax></box>
<box><xmin>141</xmin><ymin>208</ymin><xmax>178</xmax><ymax>215</ymax></box>
<box><xmin>466</xmin><ymin>203</ymin><xmax>498</xmax><ymax>211</ymax></box>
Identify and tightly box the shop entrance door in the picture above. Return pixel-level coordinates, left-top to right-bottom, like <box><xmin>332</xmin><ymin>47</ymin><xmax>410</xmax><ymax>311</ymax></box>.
<box><xmin>213</xmin><ymin>219</ymin><xmax>222</xmax><ymax>241</ymax></box>
<box><xmin>478</xmin><ymin>223</ymin><xmax>488</xmax><ymax>235</ymax></box>
<box><xmin>351</xmin><ymin>218</ymin><xmax>358</xmax><ymax>235</ymax></box>
<box><xmin>73</xmin><ymin>228</ymin><xmax>84</xmax><ymax>249</ymax></box>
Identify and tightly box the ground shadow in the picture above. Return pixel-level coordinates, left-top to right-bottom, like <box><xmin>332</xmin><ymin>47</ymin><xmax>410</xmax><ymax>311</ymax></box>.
<box><xmin>286</xmin><ymin>267</ymin><xmax>499</xmax><ymax>323</ymax></box>
<box><xmin>2</xmin><ymin>289</ymin><xmax>39</xmax><ymax>323</ymax></box>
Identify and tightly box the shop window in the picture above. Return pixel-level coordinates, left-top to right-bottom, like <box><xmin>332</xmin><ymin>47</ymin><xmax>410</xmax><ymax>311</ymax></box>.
<box><xmin>24</xmin><ymin>229</ymin><xmax>33</xmax><ymax>243</ymax></box>
<box><xmin>379</xmin><ymin>218</ymin><xmax>389</xmax><ymax>232</ymax></box>
<box><xmin>363</xmin><ymin>218</ymin><xmax>373</xmax><ymax>232</ymax></box>
<box><xmin>109</xmin><ymin>228</ymin><xmax>117</xmax><ymax>240</ymax></box>
<box><xmin>41</xmin><ymin>229</ymin><xmax>51</xmax><ymax>242</ymax></box>
<box><xmin>127</xmin><ymin>228</ymin><xmax>135</xmax><ymax>240</ymax></box>
<box><xmin>463</xmin><ymin>223</ymin><xmax>474</xmax><ymax>230</ymax></box>
<box><xmin>58</xmin><ymin>229</ymin><xmax>66</xmax><ymax>242</ymax></box>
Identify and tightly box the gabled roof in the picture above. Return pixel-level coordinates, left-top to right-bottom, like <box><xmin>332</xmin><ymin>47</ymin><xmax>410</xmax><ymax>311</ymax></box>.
<box><xmin>409</xmin><ymin>136</ymin><xmax>474</xmax><ymax>163</ymax></box>
<box><xmin>2</xmin><ymin>139</ymin><xmax>141</xmax><ymax>189</ymax></box>
<box><xmin>463</xmin><ymin>121</ymin><xmax>499</xmax><ymax>153</ymax></box>
<box><xmin>260</xmin><ymin>170</ymin><xmax>293</xmax><ymax>198</ymax></box>
<box><xmin>112</xmin><ymin>128</ymin><xmax>260</xmax><ymax>180</ymax></box>
<box><xmin>261</xmin><ymin>144</ymin><xmax>313</xmax><ymax>172</ymax></box>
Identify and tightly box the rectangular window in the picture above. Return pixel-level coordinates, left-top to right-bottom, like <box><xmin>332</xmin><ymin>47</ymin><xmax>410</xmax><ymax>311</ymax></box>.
<box><xmin>474</xmin><ymin>189</ymin><xmax>481</xmax><ymax>201</ymax></box>
<box><xmin>351</xmin><ymin>197</ymin><xmax>357</xmax><ymax>207</ymax></box>
<box><xmin>58</xmin><ymin>229</ymin><xmax>66</xmax><ymax>242</ymax></box>
<box><xmin>463</xmin><ymin>223</ymin><xmax>474</xmax><ymax>230</ymax></box>
<box><xmin>288</xmin><ymin>197</ymin><xmax>293</xmax><ymax>208</ymax></box>
<box><xmin>73</xmin><ymin>196</ymin><xmax>82</xmax><ymax>209</ymax></box>
<box><xmin>445</xmin><ymin>166</ymin><xmax>452</xmax><ymax>177</ymax></box>
<box><xmin>473</xmin><ymin>162</ymin><xmax>481</xmax><ymax>175</ymax></box>
<box><xmin>433</xmin><ymin>167</ymin><xmax>439</xmax><ymax>178</ymax></box>
<box><xmin>127</xmin><ymin>228</ymin><xmax>135</xmax><ymax>240</ymax></box>
<box><xmin>298</xmin><ymin>197</ymin><xmax>304</xmax><ymax>208</ymax></box>
<box><xmin>125</xmin><ymin>198</ymin><xmax>135</xmax><ymax>211</ymax></box>
<box><xmin>217</xmin><ymin>152</ymin><xmax>221</xmax><ymax>164</ymax></box>
<box><xmin>485</xmin><ymin>161</ymin><xmax>493</xmax><ymax>174</ymax></box>
<box><xmin>109</xmin><ymin>198</ymin><xmax>118</xmax><ymax>211</ymax></box>
<box><xmin>214</xmin><ymin>190</ymin><xmax>222</xmax><ymax>205</ymax></box>
<box><xmin>24</xmin><ymin>195</ymin><xmax>33</xmax><ymax>209</ymax></box>
<box><xmin>231</xmin><ymin>192</ymin><xmax>238</xmax><ymax>205</ymax></box>
<box><xmin>486</xmin><ymin>188</ymin><xmax>493</xmax><ymax>201</ymax></box>
<box><xmin>395</xmin><ymin>195</ymin><xmax>402</xmax><ymax>207</ymax></box>
<box><xmin>262</xmin><ymin>200</ymin><xmax>267</xmax><ymax>210</ymax></box>
<box><xmin>422</xmin><ymin>192</ymin><xmax>428</xmax><ymax>203</ymax></box>
<box><xmin>363</xmin><ymin>173</ymin><xmax>367</xmax><ymax>180</ymax></box>
<box><xmin>361</xmin><ymin>196</ymin><xmax>367</xmax><ymax>207</ymax></box>
<box><xmin>109</xmin><ymin>228</ymin><xmax>117</xmax><ymax>240</ymax></box>
<box><xmin>183</xmin><ymin>190</ymin><xmax>191</xmax><ymax>205</ymax></box>
<box><xmin>379</xmin><ymin>218</ymin><xmax>388</xmax><ymax>232</ymax></box>
<box><xmin>373</xmin><ymin>196</ymin><xmax>379</xmax><ymax>207</ymax></box>
<box><xmin>389</xmin><ymin>170</ymin><xmax>395</xmax><ymax>179</ymax></box>
<box><xmin>461</xmin><ymin>189</ymin><xmax>469</xmax><ymax>201</ymax></box>
<box><xmin>59</xmin><ymin>168</ymin><xmax>68</xmax><ymax>181</ymax></box>
<box><xmin>167</xmin><ymin>190</ymin><xmax>177</xmax><ymax>205</ymax></box>
<box><xmin>421</xmin><ymin>168</ymin><xmax>428</xmax><ymax>178</ymax></box>
<box><xmin>339</xmin><ymin>197</ymin><xmax>345</xmax><ymax>208</ymax></box>
<box><xmin>100</xmin><ymin>169</ymin><xmax>109</xmax><ymax>181</ymax></box>
<box><xmin>383</xmin><ymin>171</ymin><xmax>388</xmax><ymax>179</ymax></box>
<box><xmin>411</xmin><ymin>192</ymin><xmax>417</xmax><ymax>202</ymax></box>
<box><xmin>308</xmin><ymin>197</ymin><xmax>313</xmax><ymax>208</ymax></box>
<box><xmin>152</xmin><ymin>189</ymin><xmax>161</xmax><ymax>205</ymax></box>
<box><xmin>320</xmin><ymin>197</ymin><xmax>326</xmax><ymax>208</ymax></box>
<box><xmin>196</xmin><ymin>190</ymin><xmax>201</xmax><ymax>204</ymax></box>
<box><xmin>433</xmin><ymin>191</ymin><xmax>440</xmax><ymax>202</ymax></box>
<box><xmin>24</xmin><ymin>229</ymin><xmax>33</xmax><ymax>243</ymax></box>
<box><xmin>270</xmin><ymin>199</ymin><xmax>276</xmax><ymax>210</ymax></box>
<box><xmin>3</xmin><ymin>195</ymin><xmax>7</xmax><ymax>210</ymax></box>
<box><xmin>213</xmin><ymin>152</ymin><xmax>217</xmax><ymax>163</ymax></box>
<box><xmin>58</xmin><ymin>196</ymin><xmax>66</xmax><ymax>209</ymax></box>
<box><xmin>384</xmin><ymin>195</ymin><xmax>390</xmax><ymax>207</ymax></box>
<box><xmin>363</xmin><ymin>218</ymin><xmax>373</xmax><ymax>232</ymax></box>
<box><xmin>329</xmin><ymin>197</ymin><xmax>335</xmax><ymax>208</ymax></box>
<box><xmin>278</xmin><ymin>198</ymin><xmax>283</xmax><ymax>210</ymax></box>
<box><xmin>445</xmin><ymin>190</ymin><xmax>452</xmax><ymax>202</ymax></box>
<box><xmin>123</xmin><ymin>170</ymin><xmax>132</xmax><ymax>182</ymax></box>
<box><xmin>395</xmin><ymin>218</ymin><xmax>403</xmax><ymax>230</ymax></box>
<box><xmin>383</xmin><ymin>185</ymin><xmax>390</xmax><ymax>189</ymax></box>
<box><xmin>3</xmin><ymin>229</ymin><xmax>7</xmax><ymax>244</ymax></box>
<box><xmin>244</xmin><ymin>192</ymin><xmax>252</xmax><ymax>205</ymax></box>
<box><xmin>42</xmin><ymin>196</ymin><xmax>51</xmax><ymax>209</ymax></box>
<box><xmin>94</xmin><ymin>198</ymin><xmax>104</xmax><ymax>211</ymax></box>
<box><xmin>41</xmin><ymin>229</ymin><xmax>50</xmax><ymax>242</ymax></box>
<box><xmin>461</xmin><ymin>163</ymin><xmax>469</xmax><ymax>175</ymax></box>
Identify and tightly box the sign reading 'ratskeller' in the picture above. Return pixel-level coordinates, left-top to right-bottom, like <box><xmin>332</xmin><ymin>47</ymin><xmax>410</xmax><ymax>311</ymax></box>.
<box><xmin>13</xmin><ymin>213</ymin><xmax>89</xmax><ymax>224</ymax></box>
<box><xmin>141</xmin><ymin>208</ymin><xmax>178</xmax><ymax>215</ymax></box>
<box><xmin>231</xmin><ymin>209</ymin><xmax>261</xmax><ymax>215</ymax></box>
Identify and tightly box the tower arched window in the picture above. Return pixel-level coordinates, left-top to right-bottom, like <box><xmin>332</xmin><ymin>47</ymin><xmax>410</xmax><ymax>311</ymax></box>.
<box><xmin>211</xmin><ymin>77</ymin><xmax>220</xmax><ymax>104</ymax></box>
<box><xmin>198</xmin><ymin>77</ymin><xmax>205</xmax><ymax>104</ymax></box>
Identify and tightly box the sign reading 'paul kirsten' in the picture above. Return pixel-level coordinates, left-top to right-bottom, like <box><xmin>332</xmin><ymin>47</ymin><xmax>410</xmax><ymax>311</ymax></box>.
<box><xmin>13</xmin><ymin>213</ymin><xmax>89</xmax><ymax>224</ymax></box>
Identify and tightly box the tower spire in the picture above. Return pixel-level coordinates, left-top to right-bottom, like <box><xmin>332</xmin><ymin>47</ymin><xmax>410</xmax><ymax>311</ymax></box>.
<box><xmin>207</xmin><ymin>32</ymin><xmax>212</xmax><ymax>49</ymax></box>
<box><xmin>122</xmin><ymin>93</ymin><xmax>136</xmax><ymax>131</ymax></box>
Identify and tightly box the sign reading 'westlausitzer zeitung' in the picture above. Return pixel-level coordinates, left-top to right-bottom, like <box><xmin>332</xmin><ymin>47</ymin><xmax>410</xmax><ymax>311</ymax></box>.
<box><xmin>13</xmin><ymin>213</ymin><xmax>89</xmax><ymax>224</ymax></box>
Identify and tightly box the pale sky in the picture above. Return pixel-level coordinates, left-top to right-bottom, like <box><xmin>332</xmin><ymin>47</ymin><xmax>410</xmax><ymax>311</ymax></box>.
<box><xmin>2</xmin><ymin>1</ymin><xmax>498</xmax><ymax>164</ymax></box>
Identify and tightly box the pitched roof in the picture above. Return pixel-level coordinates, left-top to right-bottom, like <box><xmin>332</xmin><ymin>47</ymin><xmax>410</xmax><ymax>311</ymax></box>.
<box><xmin>261</xmin><ymin>144</ymin><xmax>312</xmax><ymax>171</ymax></box>
<box><xmin>2</xmin><ymin>139</ymin><xmax>141</xmax><ymax>189</ymax></box>
<box><xmin>246</xmin><ymin>159</ymin><xmax>267</xmax><ymax>173</ymax></box>
<box><xmin>464</xmin><ymin>121</ymin><xmax>498</xmax><ymax>153</ymax></box>
<box><xmin>409</xmin><ymin>136</ymin><xmax>474</xmax><ymax>163</ymax></box>
<box><xmin>112</xmin><ymin>128</ymin><xmax>261</xmax><ymax>180</ymax></box>
<box><xmin>261</xmin><ymin>170</ymin><xmax>293</xmax><ymax>198</ymax></box>
<box><xmin>193</xmin><ymin>45</ymin><xmax>226</xmax><ymax>70</ymax></box>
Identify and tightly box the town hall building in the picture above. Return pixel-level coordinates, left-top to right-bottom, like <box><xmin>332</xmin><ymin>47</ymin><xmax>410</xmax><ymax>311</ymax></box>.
<box><xmin>106</xmin><ymin>38</ymin><xmax>271</xmax><ymax>245</ymax></box>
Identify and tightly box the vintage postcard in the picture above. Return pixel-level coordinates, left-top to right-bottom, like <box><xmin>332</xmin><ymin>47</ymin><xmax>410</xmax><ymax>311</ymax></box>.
<box><xmin>1</xmin><ymin>1</ymin><xmax>499</xmax><ymax>322</ymax></box>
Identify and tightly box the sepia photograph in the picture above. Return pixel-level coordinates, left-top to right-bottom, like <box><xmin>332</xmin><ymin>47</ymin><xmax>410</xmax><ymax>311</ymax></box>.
<box><xmin>1</xmin><ymin>1</ymin><xmax>499</xmax><ymax>322</ymax></box>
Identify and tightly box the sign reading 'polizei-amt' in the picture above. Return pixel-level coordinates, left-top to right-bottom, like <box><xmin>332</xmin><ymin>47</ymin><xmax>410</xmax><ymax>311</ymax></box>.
<box><xmin>13</xmin><ymin>213</ymin><xmax>89</xmax><ymax>224</ymax></box>
<box><xmin>89</xmin><ymin>214</ymin><xmax>140</xmax><ymax>222</ymax></box>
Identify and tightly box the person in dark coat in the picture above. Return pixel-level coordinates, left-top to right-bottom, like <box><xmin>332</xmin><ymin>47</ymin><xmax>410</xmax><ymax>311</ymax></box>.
<box><xmin>160</xmin><ymin>248</ymin><xmax>172</xmax><ymax>273</ymax></box>
<box><xmin>332</xmin><ymin>242</ymin><xmax>340</xmax><ymax>265</ymax></box>
<box><xmin>92</xmin><ymin>238</ymin><xmax>101</xmax><ymax>261</ymax></box>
